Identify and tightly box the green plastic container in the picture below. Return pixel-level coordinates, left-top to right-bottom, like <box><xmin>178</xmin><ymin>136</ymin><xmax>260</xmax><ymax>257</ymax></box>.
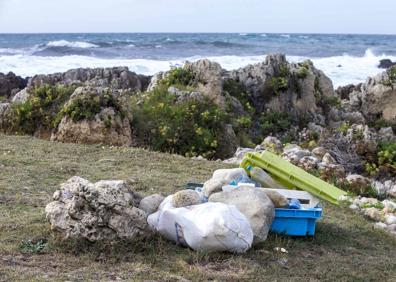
<box><xmin>240</xmin><ymin>151</ymin><xmax>347</xmax><ymax>205</ymax></box>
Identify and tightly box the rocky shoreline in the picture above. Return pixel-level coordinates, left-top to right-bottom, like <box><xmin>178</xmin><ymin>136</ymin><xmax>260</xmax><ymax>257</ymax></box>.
<box><xmin>1</xmin><ymin>54</ymin><xmax>396</xmax><ymax>235</ymax></box>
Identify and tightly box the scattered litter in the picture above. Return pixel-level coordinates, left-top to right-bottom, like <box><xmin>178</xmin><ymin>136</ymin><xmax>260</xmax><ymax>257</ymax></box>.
<box><xmin>146</xmin><ymin>151</ymin><xmax>332</xmax><ymax>252</ymax></box>
<box><xmin>273</xmin><ymin>247</ymin><xmax>288</xmax><ymax>254</ymax></box>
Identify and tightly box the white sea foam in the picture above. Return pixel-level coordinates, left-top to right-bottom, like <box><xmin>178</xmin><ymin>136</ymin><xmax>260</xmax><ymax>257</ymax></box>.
<box><xmin>46</xmin><ymin>40</ymin><xmax>99</xmax><ymax>48</ymax></box>
<box><xmin>280</xmin><ymin>34</ymin><xmax>291</xmax><ymax>38</ymax></box>
<box><xmin>0</xmin><ymin>49</ymin><xmax>395</xmax><ymax>87</ymax></box>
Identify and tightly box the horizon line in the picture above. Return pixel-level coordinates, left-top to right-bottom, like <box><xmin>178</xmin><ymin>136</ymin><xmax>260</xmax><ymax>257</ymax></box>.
<box><xmin>0</xmin><ymin>31</ymin><xmax>395</xmax><ymax>36</ymax></box>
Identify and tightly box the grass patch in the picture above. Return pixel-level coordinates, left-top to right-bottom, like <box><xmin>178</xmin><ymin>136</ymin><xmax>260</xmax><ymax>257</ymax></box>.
<box><xmin>0</xmin><ymin>134</ymin><xmax>395</xmax><ymax>280</ymax></box>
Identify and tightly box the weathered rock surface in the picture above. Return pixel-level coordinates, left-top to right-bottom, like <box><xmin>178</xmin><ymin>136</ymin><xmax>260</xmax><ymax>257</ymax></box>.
<box><xmin>172</xmin><ymin>190</ymin><xmax>201</xmax><ymax>208</ymax></box>
<box><xmin>346</xmin><ymin>174</ymin><xmax>372</xmax><ymax>195</ymax></box>
<box><xmin>0</xmin><ymin>72</ymin><xmax>27</xmax><ymax>99</ymax></box>
<box><xmin>0</xmin><ymin>103</ymin><xmax>15</xmax><ymax>132</ymax></box>
<box><xmin>209</xmin><ymin>188</ymin><xmax>275</xmax><ymax>243</ymax></box>
<box><xmin>51</xmin><ymin>87</ymin><xmax>133</xmax><ymax>146</ymax></box>
<box><xmin>45</xmin><ymin>176</ymin><xmax>148</xmax><ymax>241</ymax></box>
<box><xmin>28</xmin><ymin>67</ymin><xmax>150</xmax><ymax>92</ymax></box>
<box><xmin>378</xmin><ymin>59</ymin><xmax>396</xmax><ymax>69</ymax></box>
<box><xmin>228</xmin><ymin>55</ymin><xmax>335</xmax><ymax>119</ymax></box>
<box><xmin>139</xmin><ymin>194</ymin><xmax>165</xmax><ymax>215</ymax></box>
<box><xmin>350</xmin><ymin>69</ymin><xmax>396</xmax><ymax>125</ymax></box>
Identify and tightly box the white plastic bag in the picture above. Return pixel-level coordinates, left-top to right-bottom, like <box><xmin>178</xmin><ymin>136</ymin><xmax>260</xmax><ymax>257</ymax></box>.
<box><xmin>148</xmin><ymin>196</ymin><xmax>253</xmax><ymax>253</ymax></box>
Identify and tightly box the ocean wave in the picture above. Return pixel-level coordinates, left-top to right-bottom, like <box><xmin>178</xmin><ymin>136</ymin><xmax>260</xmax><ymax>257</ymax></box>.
<box><xmin>0</xmin><ymin>49</ymin><xmax>395</xmax><ymax>87</ymax></box>
<box><xmin>0</xmin><ymin>47</ymin><xmax>24</xmax><ymax>55</ymax></box>
<box><xmin>46</xmin><ymin>40</ymin><xmax>99</xmax><ymax>48</ymax></box>
<box><xmin>280</xmin><ymin>34</ymin><xmax>291</xmax><ymax>38</ymax></box>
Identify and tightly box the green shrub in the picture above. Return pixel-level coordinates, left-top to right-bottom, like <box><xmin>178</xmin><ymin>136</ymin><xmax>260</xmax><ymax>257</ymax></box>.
<box><xmin>161</xmin><ymin>67</ymin><xmax>195</xmax><ymax>89</ymax></box>
<box><xmin>235</xmin><ymin>116</ymin><xmax>252</xmax><ymax>129</ymax></box>
<box><xmin>260</xmin><ymin>111</ymin><xmax>292</xmax><ymax>136</ymax></box>
<box><xmin>270</xmin><ymin>77</ymin><xmax>288</xmax><ymax>95</ymax></box>
<box><xmin>365</xmin><ymin>141</ymin><xmax>396</xmax><ymax>177</ymax></box>
<box><xmin>12</xmin><ymin>85</ymin><xmax>76</xmax><ymax>134</ymax></box>
<box><xmin>337</xmin><ymin>123</ymin><xmax>349</xmax><ymax>135</ymax></box>
<box><xmin>377</xmin><ymin>142</ymin><xmax>396</xmax><ymax>167</ymax></box>
<box><xmin>370</xmin><ymin>118</ymin><xmax>392</xmax><ymax>130</ymax></box>
<box><xmin>387</xmin><ymin>66</ymin><xmax>396</xmax><ymax>82</ymax></box>
<box><xmin>131</xmin><ymin>86</ymin><xmax>228</xmax><ymax>158</ymax></box>
<box><xmin>223</xmin><ymin>79</ymin><xmax>254</xmax><ymax>113</ymax></box>
<box><xmin>58</xmin><ymin>90</ymin><xmax>123</xmax><ymax>124</ymax></box>
<box><xmin>20</xmin><ymin>239</ymin><xmax>47</xmax><ymax>254</ymax></box>
<box><xmin>279</xmin><ymin>63</ymin><xmax>289</xmax><ymax>77</ymax></box>
<box><xmin>296</xmin><ymin>63</ymin><xmax>309</xmax><ymax>79</ymax></box>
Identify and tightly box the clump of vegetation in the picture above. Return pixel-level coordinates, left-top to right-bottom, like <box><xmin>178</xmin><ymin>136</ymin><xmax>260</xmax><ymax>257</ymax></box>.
<box><xmin>20</xmin><ymin>239</ymin><xmax>47</xmax><ymax>254</ymax></box>
<box><xmin>259</xmin><ymin>111</ymin><xmax>292</xmax><ymax>137</ymax></box>
<box><xmin>296</xmin><ymin>61</ymin><xmax>311</xmax><ymax>79</ymax></box>
<box><xmin>131</xmin><ymin>86</ymin><xmax>228</xmax><ymax>158</ymax></box>
<box><xmin>160</xmin><ymin>67</ymin><xmax>196</xmax><ymax>89</ymax></box>
<box><xmin>223</xmin><ymin>79</ymin><xmax>249</xmax><ymax>102</ymax></box>
<box><xmin>365</xmin><ymin>141</ymin><xmax>396</xmax><ymax>177</ymax></box>
<box><xmin>270</xmin><ymin>77</ymin><xmax>288</xmax><ymax>95</ymax></box>
<box><xmin>361</xmin><ymin>202</ymin><xmax>384</xmax><ymax>210</ymax></box>
<box><xmin>11</xmin><ymin>84</ymin><xmax>76</xmax><ymax>134</ymax></box>
<box><xmin>58</xmin><ymin>90</ymin><xmax>123</xmax><ymax>124</ymax></box>
<box><xmin>337</xmin><ymin>122</ymin><xmax>350</xmax><ymax>135</ymax></box>
<box><xmin>370</xmin><ymin>118</ymin><xmax>392</xmax><ymax>130</ymax></box>
<box><xmin>387</xmin><ymin>66</ymin><xmax>396</xmax><ymax>82</ymax></box>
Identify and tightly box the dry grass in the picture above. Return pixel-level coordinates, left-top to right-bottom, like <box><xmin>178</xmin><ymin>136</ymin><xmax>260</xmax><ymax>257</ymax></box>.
<box><xmin>0</xmin><ymin>134</ymin><xmax>395</xmax><ymax>281</ymax></box>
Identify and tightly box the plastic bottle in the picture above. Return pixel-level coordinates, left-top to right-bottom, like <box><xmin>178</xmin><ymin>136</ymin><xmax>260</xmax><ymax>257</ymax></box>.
<box><xmin>288</xmin><ymin>198</ymin><xmax>301</xmax><ymax>209</ymax></box>
<box><xmin>229</xmin><ymin>173</ymin><xmax>260</xmax><ymax>187</ymax></box>
<box><xmin>248</xmin><ymin>165</ymin><xmax>280</xmax><ymax>188</ymax></box>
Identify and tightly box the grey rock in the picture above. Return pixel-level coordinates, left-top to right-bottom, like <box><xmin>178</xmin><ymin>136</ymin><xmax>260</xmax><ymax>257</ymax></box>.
<box><xmin>11</xmin><ymin>88</ymin><xmax>30</xmax><ymax>103</ymax></box>
<box><xmin>172</xmin><ymin>190</ymin><xmax>201</xmax><ymax>208</ymax></box>
<box><xmin>322</xmin><ymin>153</ymin><xmax>336</xmax><ymax>164</ymax></box>
<box><xmin>262</xmin><ymin>136</ymin><xmax>283</xmax><ymax>153</ymax></box>
<box><xmin>356</xmin><ymin>70</ymin><xmax>396</xmax><ymax>125</ymax></box>
<box><xmin>139</xmin><ymin>194</ymin><xmax>165</xmax><ymax>215</ymax></box>
<box><xmin>28</xmin><ymin>67</ymin><xmax>150</xmax><ymax>92</ymax></box>
<box><xmin>312</xmin><ymin>147</ymin><xmax>328</xmax><ymax>159</ymax></box>
<box><xmin>45</xmin><ymin>176</ymin><xmax>148</xmax><ymax>241</ymax></box>
<box><xmin>51</xmin><ymin>87</ymin><xmax>133</xmax><ymax>146</ymax></box>
<box><xmin>0</xmin><ymin>72</ymin><xmax>27</xmax><ymax>99</ymax></box>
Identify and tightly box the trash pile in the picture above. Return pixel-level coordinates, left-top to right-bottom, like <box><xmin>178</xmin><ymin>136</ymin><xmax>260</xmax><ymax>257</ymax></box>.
<box><xmin>46</xmin><ymin>151</ymin><xmax>346</xmax><ymax>253</ymax></box>
<box><xmin>148</xmin><ymin>159</ymin><xmax>329</xmax><ymax>253</ymax></box>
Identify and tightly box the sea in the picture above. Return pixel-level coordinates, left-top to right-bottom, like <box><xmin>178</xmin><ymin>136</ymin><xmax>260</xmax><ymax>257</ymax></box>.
<box><xmin>0</xmin><ymin>33</ymin><xmax>396</xmax><ymax>87</ymax></box>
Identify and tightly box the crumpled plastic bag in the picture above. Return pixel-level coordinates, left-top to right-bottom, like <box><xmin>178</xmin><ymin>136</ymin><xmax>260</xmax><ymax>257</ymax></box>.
<box><xmin>147</xmin><ymin>196</ymin><xmax>253</xmax><ymax>253</ymax></box>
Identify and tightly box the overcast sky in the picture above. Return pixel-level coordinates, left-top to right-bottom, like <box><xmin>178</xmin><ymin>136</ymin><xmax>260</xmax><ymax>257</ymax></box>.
<box><xmin>0</xmin><ymin>0</ymin><xmax>395</xmax><ymax>34</ymax></box>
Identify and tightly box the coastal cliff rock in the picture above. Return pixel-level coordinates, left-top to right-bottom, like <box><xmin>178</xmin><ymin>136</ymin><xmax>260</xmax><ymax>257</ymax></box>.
<box><xmin>45</xmin><ymin>176</ymin><xmax>148</xmax><ymax>241</ymax></box>
<box><xmin>29</xmin><ymin>67</ymin><xmax>151</xmax><ymax>92</ymax></box>
<box><xmin>0</xmin><ymin>72</ymin><xmax>27</xmax><ymax>99</ymax></box>
<box><xmin>228</xmin><ymin>54</ymin><xmax>335</xmax><ymax>119</ymax></box>
<box><xmin>378</xmin><ymin>59</ymin><xmax>396</xmax><ymax>69</ymax></box>
<box><xmin>148</xmin><ymin>55</ymin><xmax>335</xmax><ymax>121</ymax></box>
<box><xmin>344</xmin><ymin>67</ymin><xmax>396</xmax><ymax>125</ymax></box>
<box><xmin>51</xmin><ymin>87</ymin><xmax>133</xmax><ymax>146</ymax></box>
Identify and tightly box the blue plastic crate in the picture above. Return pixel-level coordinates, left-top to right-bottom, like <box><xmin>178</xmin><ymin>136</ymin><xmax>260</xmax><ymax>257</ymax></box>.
<box><xmin>270</xmin><ymin>207</ymin><xmax>322</xmax><ymax>236</ymax></box>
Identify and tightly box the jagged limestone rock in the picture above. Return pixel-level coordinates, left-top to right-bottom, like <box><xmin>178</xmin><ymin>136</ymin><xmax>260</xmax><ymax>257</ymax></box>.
<box><xmin>45</xmin><ymin>176</ymin><xmax>148</xmax><ymax>241</ymax></box>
